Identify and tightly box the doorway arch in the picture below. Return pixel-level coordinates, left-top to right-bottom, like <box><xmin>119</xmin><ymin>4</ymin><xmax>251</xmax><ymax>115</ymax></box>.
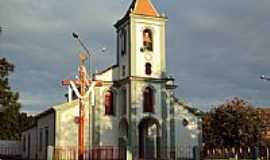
<box><xmin>138</xmin><ymin>117</ymin><xmax>161</xmax><ymax>159</ymax></box>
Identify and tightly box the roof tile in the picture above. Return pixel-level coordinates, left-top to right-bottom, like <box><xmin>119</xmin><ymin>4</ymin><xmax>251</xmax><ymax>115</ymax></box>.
<box><xmin>133</xmin><ymin>0</ymin><xmax>159</xmax><ymax>17</ymax></box>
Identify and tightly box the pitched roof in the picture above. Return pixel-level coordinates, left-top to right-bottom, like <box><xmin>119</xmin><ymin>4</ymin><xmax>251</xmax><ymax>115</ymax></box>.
<box><xmin>115</xmin><ymin>0</ymin><xmax>160</xmax><ymax>28</ymax></box>
<box><xmin>94</xmin><ymin>64</ymin><xmax>118</xmax><ymax>76</ymax></box>
<box><xmin>132</xmin><ymin>0</ymin><xmax>159</xmax><ymax>17</ymax></box>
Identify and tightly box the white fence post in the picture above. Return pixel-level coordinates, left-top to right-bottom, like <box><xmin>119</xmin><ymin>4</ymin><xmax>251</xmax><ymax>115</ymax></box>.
<box><xmin>47</xmin><ymin>146</ymin><xmax>54</xmax><ymax>160</ymax></box>
<box><xmin>235</xmin><ymin>153</ymin><xmax>238</xmax><ymax>160</ymax></box>
<box><xmin>126</xmin><ymin>146</ymin><xmax>133</xmax><ymax>160</ymax></box>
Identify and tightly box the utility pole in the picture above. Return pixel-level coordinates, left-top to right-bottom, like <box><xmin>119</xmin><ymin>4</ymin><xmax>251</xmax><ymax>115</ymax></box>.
<box><xmin>62</xmin><ymin>53</ymin><xmax>102</xmax><ymax>160</ymax></box>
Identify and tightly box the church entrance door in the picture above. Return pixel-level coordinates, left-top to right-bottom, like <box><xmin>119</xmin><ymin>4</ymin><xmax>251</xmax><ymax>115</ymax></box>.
<box><xmin>139</xmin><ymin>118</ymin><xmax>160</xmax><ymax>159</ymax></box>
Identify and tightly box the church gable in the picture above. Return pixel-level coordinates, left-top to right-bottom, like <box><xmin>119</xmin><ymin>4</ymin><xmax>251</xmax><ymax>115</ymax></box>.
<box><xmin>94</xmin><ymin>65</ymin><xmax>119</xmax><ymax>82</ymax></box>
<box><xmin>53</xmin><ymin>99</ymin><xmax>79</xmax><ymax>112</ymax></box>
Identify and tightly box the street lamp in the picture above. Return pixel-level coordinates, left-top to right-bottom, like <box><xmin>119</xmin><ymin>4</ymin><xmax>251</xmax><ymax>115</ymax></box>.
<box><xmin>72</xmin><ymin>32</ymin><xmax>106</xmax><ymax>78</ymax></box>
<box><xmin>260</xmin><ymin>75</ymin><xmax>270</xmax><ymax>82</ymax></box>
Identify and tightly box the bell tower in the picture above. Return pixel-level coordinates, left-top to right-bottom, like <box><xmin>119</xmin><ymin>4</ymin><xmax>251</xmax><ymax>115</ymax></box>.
<box><xmin>114</xmin><ymin>0</ymin><xmax>171</xmax><ymax>159</ymax></box>
<box><xmin>115</xmin><ymin>0</ymin><xmax>167</xmax><ymax>79</ymax></box>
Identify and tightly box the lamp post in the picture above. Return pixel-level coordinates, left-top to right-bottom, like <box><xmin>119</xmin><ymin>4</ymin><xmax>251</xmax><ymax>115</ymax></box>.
<box><xmin>72</xmin><ymin>32</ymin><xmax>106</xmax><ymax>78</ymax></box>
<box><xmin>72</xmin><ymin>32</ymin><xmax>106</xmax><ymax>159</ymax></box>
<box><xmin>260</xmin><ymin>75</ymin><xmax>270</xmax><ymax>82</ymax></box>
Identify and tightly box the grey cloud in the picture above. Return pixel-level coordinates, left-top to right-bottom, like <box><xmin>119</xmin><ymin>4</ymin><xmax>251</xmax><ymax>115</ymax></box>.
<box><xmin>165</xmin><ymin>0</ymin><xmax>270</xmax><ymax>111</ymax></box>
<box><xmin>1</xmin><ymin>0</ymin><xmax>270</xmax><ymax>112</ymax></box>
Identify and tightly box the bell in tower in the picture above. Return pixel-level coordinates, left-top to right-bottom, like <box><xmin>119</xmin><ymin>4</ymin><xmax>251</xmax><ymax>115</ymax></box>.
<box><xmin>115</xmin><ymin>0</ymin><xmax>167</xmax><ymax>79</ymax></box>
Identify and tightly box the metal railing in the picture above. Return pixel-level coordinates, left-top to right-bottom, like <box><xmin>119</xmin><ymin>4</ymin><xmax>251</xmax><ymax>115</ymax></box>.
<box><xmin>0</xmin><ymin>146</ymin><xmax>21</xmax><ymax>160</ymax></box>
<box><xmin>53</xmin><ymin>146</ymin><xmax>126</xmax><ymax>160</ymax></box>
<box><xmin>0</xmin><ymin>146</ymin><xmax>21</xmax><ymax>156</ymax></box>
<box><xmin>134</xmin><ymin>145</ymin><xmax>197</xmax><ymax>160</ymax></box>
<box><xmin>52</xmin><ymin>145</ymin><xmax>196</xmax><ymax>160</ymax></box>
<box><xmin>203</xmin><ymin>146</ymin><xmax>270</xmax><ymax>160</ymax></box>
<box><xmin>172</xmin><ymin>145</ymin><xmax>195</xmax><ymax>160</ymax></box>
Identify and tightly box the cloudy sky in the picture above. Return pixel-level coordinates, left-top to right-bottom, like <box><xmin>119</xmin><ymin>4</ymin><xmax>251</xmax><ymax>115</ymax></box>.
<box><xmin>1</xmin><ymin>0</ymin><xmax>270</xmax><ymax>113</ymax></box>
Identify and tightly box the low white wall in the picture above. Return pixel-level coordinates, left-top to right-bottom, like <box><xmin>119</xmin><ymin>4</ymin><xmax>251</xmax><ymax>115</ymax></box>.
<box><xmin>0</xmin><ymin>140</ymin><xmax>21</xmax><ymax>156</ymax></box>
<box><xmin>37</xmin><ymin>112</ymin><xmax>55</xmax><ymax>160</ymax></box>
<box><xmin>21</xmin><ymin>127</ymin><xmax>37</xmax><ymax>160</ymax></box>
<box><xmin>54</xmin><ymin>100</ymin><xmax>90</xmax><ymax>149</ymax></box>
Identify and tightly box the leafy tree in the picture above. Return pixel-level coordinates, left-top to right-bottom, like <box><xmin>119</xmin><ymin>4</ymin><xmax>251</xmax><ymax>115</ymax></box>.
<box><xmin>256</xmin><ymin>108</ymin><xmax>270</xmax><ymax>146</ymax></box>
<box><xmin>0</xmin><ymin>58</ymin><xmax>33</xmax><ymax>140</ymax></box>
<box><xmin>203</xmin><ymin>97</ymin><xmax>265</xmax><ymax>148</ymax></box>
<box><xmin>19</xmin><ymin>112</ymin><xmax>34</xmax><ymax>133</ymax></box>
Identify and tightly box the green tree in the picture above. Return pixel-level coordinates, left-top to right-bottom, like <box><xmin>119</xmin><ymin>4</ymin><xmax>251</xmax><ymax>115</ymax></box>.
<box><xmin>203</xmin><ymin>97</ymin><xmax>265</xmax><ymax>148</ymax></box>
<box><xmin>0</xmin><ymin>58</ymin><xmax>33</xmax><ymax>140</ymax></box>
<box><xmin>19</xmin><ymin>112</ymin><xmax>34</xmax><ymax>133</ymax></box>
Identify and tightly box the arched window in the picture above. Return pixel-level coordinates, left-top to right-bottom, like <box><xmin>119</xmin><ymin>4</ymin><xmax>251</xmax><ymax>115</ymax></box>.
<box><xmin>121</xmin><ymin>29</ymin><xmax>127</xmax><ymax>56</ymax></box>
<box><xmin>145</xmin><ymin>63</ymin><xmax>152</xmax><ymax>75</ymax></box>
<box><xmin>122</xmin><ymin>65</ymin><xmax>126</xmax><ymax>77</ymax></box>
<box><xmin>121</xmin><ymin>88</ymin><xmax>127</xmax><ymax>115</ymax></box>
<box><xmin>105</xmin><ymin>91</ymin><xmax>114</xmax><ymax>115</ymax></box>
<box><xmin>143</xmin><ymin>29</ymin><xmax>153</xmax><ymax>51</ymax></box>
<box><xmin>143</xmin><ymin>87</ymin><xmax>154</xmax><ymax>113</ymax></box>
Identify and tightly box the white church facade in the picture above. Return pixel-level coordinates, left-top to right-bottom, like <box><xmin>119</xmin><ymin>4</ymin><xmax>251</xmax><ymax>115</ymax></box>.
<box><xmin>21</xmin><ymin>0</ymin><xmax>202</xmax><ymax>159</ymax></box>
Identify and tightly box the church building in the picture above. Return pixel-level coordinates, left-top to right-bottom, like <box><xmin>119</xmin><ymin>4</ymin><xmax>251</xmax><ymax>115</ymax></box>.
<box><xmin>21</xmin><ymin>0</ymin><xmax>202</xmax><ymax>160</ymax></box>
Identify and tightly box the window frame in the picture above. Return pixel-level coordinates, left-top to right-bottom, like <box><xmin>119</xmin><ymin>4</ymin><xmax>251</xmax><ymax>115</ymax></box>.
<box><xmin>121</xmin><ymin>29</ymin><xmax>127</xmax><ymax>56</ymax></box>
<box><xmin>45</xmin><ymin>127</ymin><xmax>49</xmax><ymax>148</ymax></box>
<box><xmin>145</xmin><ymin>63</ymin><xmax>152</xmax><ymax>75</ymax></box>
<box><xmin>121</xmin><ymin>88</ymin><xmax>127</xmax><ymax>116</ymax></box>
<box><xmin>143</xmin><ymin>29</ymin><xmax>153</xmax><ymax>51</ymax></box>
<box><xmin>104</xmin><ymin>90</ymin><xmax>114</xmax><ymax>116</ymax></box>
<box><xmin>39</xmin><ymin>128</ymin><xmax>43</xmax><ymax>152</ymax></box>
<box><xmin>23</xmin><ymin>135</ymin><xmax>26</xmax><ymax>152</ymax></box>
<box><xmin>143</xmin><ymin>87</ymin><xmax>155</xmax><ymax>113</ymax></box>
<box><xmin>122</xmin><ymin>65</ymin><xmax>126</xmax><ymax>77</ymax></box>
